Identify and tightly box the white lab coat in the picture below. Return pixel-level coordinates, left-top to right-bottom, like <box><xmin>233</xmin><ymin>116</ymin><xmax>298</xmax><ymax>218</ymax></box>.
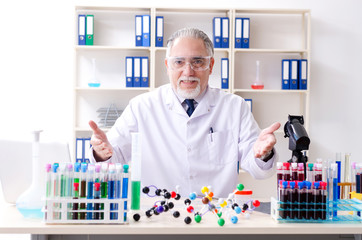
<box><xmin>91</xmin><ymin>84</ymin><xmax>276</xmax><ymax>197</ymax></box>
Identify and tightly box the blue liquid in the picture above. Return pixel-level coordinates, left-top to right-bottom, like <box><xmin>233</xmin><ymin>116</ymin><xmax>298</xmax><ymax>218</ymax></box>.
<box><xmin>17</xmin><ymin>207</ymin><xmax>43</xmax><ymax>219</ymax></box>
<box><xmin>88</xmin><ymin>83</ymin><xmax>100</xmax><ymax>87</ymax></box>
<box><xmin>333</xmin><ymin>178</ymin><xmax>338</xmax><ymax>217</ymax></box>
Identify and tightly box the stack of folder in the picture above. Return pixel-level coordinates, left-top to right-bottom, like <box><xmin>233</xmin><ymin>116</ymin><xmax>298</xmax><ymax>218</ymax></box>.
<box><xmin>281</xmin><ymin>59</ymin><xmax>308</xmax><ymax>90</ymax></box>
<box><xmin>235</xmin><ymin>18</ymin><xmax>250</xmax><ymax>48</ymax></box>
<box><xmin>135</xmin><ymin>15</ymin><xmax>151</xmax><ymax>47</ymax></box>
<box><xmin>125</xmin><ymin>56</ymin><xmax>149</xmax><ymax>87</ymax></box>
<box><xmin>213</xmin><ymin>17</ymin><xmax>229</xmax><ymax>48</ymax></box>
<box><xmin>76</xmin><ymin>138</ymin><xmax>91</xmax><ymax>163</ymax></box>
<box><xmin>78</xmin><ymin>14</ymin><xmax>94</xmax><ymax>45</ymax></box>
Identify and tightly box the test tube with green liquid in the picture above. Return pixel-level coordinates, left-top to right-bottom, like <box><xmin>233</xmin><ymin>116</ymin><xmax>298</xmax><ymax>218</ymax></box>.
<box><xmin>131</xmin><ymin>133</ymin><xmax>141</xmax><ymax>211</ymax></box>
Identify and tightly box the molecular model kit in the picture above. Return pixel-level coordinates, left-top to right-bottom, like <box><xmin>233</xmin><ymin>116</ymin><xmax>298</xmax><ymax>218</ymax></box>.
<box><xmin>132</xmin><ymin>183</ymin><xmax>260</xmax><ymax>226</ymax></box>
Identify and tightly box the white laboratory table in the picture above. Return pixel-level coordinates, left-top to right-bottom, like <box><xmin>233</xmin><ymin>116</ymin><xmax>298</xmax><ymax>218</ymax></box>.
<box><xmin>1</xmin><ymin>201</ymin><xmax>362</xmax><ymax>240</ymax></box>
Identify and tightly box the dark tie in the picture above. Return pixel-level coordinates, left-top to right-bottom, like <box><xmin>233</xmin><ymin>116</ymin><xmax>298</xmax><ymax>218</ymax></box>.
<box><xmin>185</xmin><ymin>99</ymin><xmax>195</xmax><ymax>117</ymax></box>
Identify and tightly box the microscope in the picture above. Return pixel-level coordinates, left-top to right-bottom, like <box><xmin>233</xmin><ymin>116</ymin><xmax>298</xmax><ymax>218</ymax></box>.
<box><xmin>284</xmin><ymin>115</ymin><xmax>310</xmax><ymax>174</ymax></box>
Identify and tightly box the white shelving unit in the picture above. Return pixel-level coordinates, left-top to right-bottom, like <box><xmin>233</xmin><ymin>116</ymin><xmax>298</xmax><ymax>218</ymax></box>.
<box><xmin>73</xmin><ymin>6</ymin><xmax>311</xmax><ymax>162</ymax></box>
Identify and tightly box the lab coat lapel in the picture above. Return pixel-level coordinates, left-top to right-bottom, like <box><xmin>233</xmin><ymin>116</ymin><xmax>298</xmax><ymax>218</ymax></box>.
<box><xmin>165</xmin><ymin>86</ymin><xmax>188</xmax><ymax>117</ymax></box>
<box><xmin>190</xmin><ymin>88</ymin><xmax>216</xmax><ymax>119</ymax></box>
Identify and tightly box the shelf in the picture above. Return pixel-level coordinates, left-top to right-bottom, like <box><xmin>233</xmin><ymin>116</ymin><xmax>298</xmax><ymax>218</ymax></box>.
<box><xmin>75</xmin><ymin>127</ymin><xmax>110</xmax><ymax>132</ymax></box>
<box><xmin>75</xmin><ymin>87</ymin><xmax>151</xmax><ymax>92</ymax></box>
<box><xmin>234</xmin><ymin>49</ymin><xmax>308</xmax><ymax>54</ymax></box>
<box><xmin>235</xmin><ymin>9</ymin><xmax>310</xmax><ymax>15</ymax></box>
<box><xmin>75</xmin><ymin>46</ymin><xmax>151</xmax><ymax>51</ymax></box>
<box><xmin>233</xmin><ymin>89</ymin><xmax>309</xmax><ymax>94</ymax></box>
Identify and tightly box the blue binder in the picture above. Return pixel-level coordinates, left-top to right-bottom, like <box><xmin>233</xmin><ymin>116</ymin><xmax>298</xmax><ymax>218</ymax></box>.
<box><xmin>133</xmin><ymin>57</ymin><xmax>141</xmax><ymax>87</ymax></box>
<box><xmin>83</xmin><ymin>138</ymin><xmax>91</xmax><ymax>163</ymax></box>
<box><xmin>135</xmin><ymin>15</ymin><xmax>143</xmax><ymax>47</ymax></box>
<box><xmin>242</xmin><ymin>18</ymin><xmax>250</xmax><ymax>48</ymax></box>
<box><xmin>221</xmin><ymin>17</ymin><xmax>229</xmax><ymax>48</ymax></box>
<box><xmin>78</xmin><ymin>15</ymin><xmax>86</xmax><ymax>45</ymax></box>
<box><xmin>142</xmin><ymin>15</ymin><xmax>150</xmax><ymax>47</ymax></box>
<box><xmin>76</xmin><ymin>138</ymin><xmax>84</xmax><ymax>163</ymax></box>
<box><xmin>235</xmin><ymin>18</ymin><xmax>242</xmax><ymax>48</ymax></box>
<box><xmin>213</xmin><ymin>17</ymin><xmax>221</xmax><ymax>48</ymax></box>
<box><xmin>245</xmin><ymin>99</ymin><xmax>252</xmax><ymax>112</ymax></box>
<box><xmin>281</xmin><ymin>59</ymin><xmax>290</xmax><ymax>90</ymax></box>
<box><xmin>290</xmin><ymin>59</ymin><xmax>299</xmax><ymax>89</ymax></box>
<box><xmin>155</xmin><ymin>16</ymin><xmax>164</xmax><ymax>47</ymax></box>
<box><xmin>126</xmin><ymin>57</ymin><xmax>134</xmax><ymax>87</ymax></box>
<box><xmin>141</xmin><ymin>57</ymin><xmax>149</xmax><ymax>87</ymax></box>
<box><xmin>221</xmin><ymin>58</ymin><xmax>229</xmax><ymax>89</ymax></box>
<box><xmin>299</xmin><ymin>59</ymin><xmax>308</xmax><ymax>90</ymax></box>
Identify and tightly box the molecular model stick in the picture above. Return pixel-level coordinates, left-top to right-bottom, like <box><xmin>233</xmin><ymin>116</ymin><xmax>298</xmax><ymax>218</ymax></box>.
<box><xmin>218</xmin><ymin>183</ymin><xmax>260</xmax><ymax>224</ymax></box>
<box><xmin>184</xmin><ymin>186</ymin><xmax>225</xmax><ymax>226</ymax></box>
<box><xmin>133</xmin><ymin>185</ymin><xmax>181</xmax><ymax>221</ymax></box>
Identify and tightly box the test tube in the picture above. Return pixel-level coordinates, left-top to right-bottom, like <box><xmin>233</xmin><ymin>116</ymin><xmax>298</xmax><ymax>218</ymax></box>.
<box><xmin>79</xmin><ymin>163</ymin><xmax>87</xmax><ymax>220</ymax></box>
<box><xmin>351</xmin><ymin>162</ymin><xmax>357</xmax><ymax>192</ymax></box>
<box><xmin>72</xmin><ymin>163</ymin><xmax>80</xmax><ymax>220</ymax></box>
<box><xmin>291</xmin><ymin>163</ymin><xmax>298</xmax><ymax>181</ymax></box>
<box><xmin>344</xmin><ymin>153</ymin><xmax>351</xmax><ymax>183</ymax></box>
<box><xmin>297</xmin><ymin>181</ymin><xmax>305</xmax><ymax>219</ymax></box>
<box><xmin>108</xmin><ymin>163</ymin><xmax>116</xmax><ymax>220</ymax></box>
<box><xmin>315</xmin><ymin>164</ymin><xmax>323</xmax><ymax>182</ymax></box>
<box><xmin>320</xmin><ymin>181</ymin><xmax>327</xmax><ymax>220</ymax></box>
<box><xmin>304</xmin><ymin>181</ymin><xmax>312</xmax><ymax>220</ymax></box>
<box><xmin>66</xmin><ymin>163</ymin><xmax>74</xmax><ymax>220</ymax></box>
<box><xmin>94</xmin><ymin>164</ymin><xmax>101</xmax><ymax>220</ymax></box>
<box><xmin>307</xmin><ymin>163</ymin><xmax>314</xmax><ymax>182</ymax></box>
<box><xmin>276</xmin><ymin>162</ymin><xmax>283</xmax><ymax>186</ymax></box>
<box><xmin>331</xmin><ymin>163</ymin><xmax>338</xmax><ymax>218</ymax></box>
<box><xmin>51</xmin><ymin>163</ymin><xmax>60</xmax><ymax>220</ymax></box>
<box><xmin>313</xmin><ymin>182</ymin><xmax>321</xmax><ymax>220</ymax></box>
<box><xmin>45</xmin><ymin>164</ymin><xmax>52</xmax><ymax>220</ymax></box>
<box><xmin>122</xmin><ymin>164</ymin><xmax>129</xmax><ymax>221</ymax></box>
<box><xmin>283</xmin><ymin>162</ymin><xmax>290</xmax><ymax>181</ymax></box>
<box><xmin>289</xmin><ymin>181</ymin><xmax>297</xmax><ymax>219</ymax></box>
<box><xmin>131</xmin><ymin>133</ymin><xmax>142</xmax><ymax>211</ymax></box>
<box><xmin>86</xmin><ymin>164</ymin><xmax>95</xmax><ymax>220</ymax></box>
<box><xmin>279</xmin><ymin>181</ymin><xmax>289</xmax><ymax>219</ymax></box>
<box><xmin>298</xmin><ymin>163</ymin><xmax>305</xmax><ymax>181</ymax></box>
<box><xmin>93</xmin><ymin>182</ymin><xmax>101</xmax><ymax>220</ymax></box>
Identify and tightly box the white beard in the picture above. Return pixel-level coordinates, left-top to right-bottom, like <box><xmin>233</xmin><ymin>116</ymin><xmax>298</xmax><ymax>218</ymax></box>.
<box><xmin>176</xmin><ymin>77</ymin><xmax>201</xmax><ymax>99</ymax></box>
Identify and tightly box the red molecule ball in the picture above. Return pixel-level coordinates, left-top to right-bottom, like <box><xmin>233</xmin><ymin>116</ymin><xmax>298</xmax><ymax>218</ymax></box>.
<box><xmin>170</xmin><ymin>191</ymin><xmax>177</xmax><ymax>198</ymax></box>
<box><xmin>187</xmin><ymin>206</ymin><xmax>194</xmax><ymax>213</ymax></box>
<box><xmin>253</xmin><ymin>200</ymin><xmax>260</xmax><ymax>207</ymax></box>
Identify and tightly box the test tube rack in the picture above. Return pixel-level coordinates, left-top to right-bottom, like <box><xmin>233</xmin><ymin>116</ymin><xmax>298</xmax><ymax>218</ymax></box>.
<box><xmin>271</xmin><ymin>197</ymin><xmax>362</xmax><ymax>223</ymax></box>
<box><xmin>43</xmin><ymin>198</ymin><xmax>129</xmax><ymax>224</ymax></box>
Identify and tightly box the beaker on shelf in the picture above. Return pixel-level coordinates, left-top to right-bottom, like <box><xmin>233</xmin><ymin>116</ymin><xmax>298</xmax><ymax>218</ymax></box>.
<box><xmin>251</xmin><ymin>60</ymin><xmax>264</xmax><ymax>90</ymax></box>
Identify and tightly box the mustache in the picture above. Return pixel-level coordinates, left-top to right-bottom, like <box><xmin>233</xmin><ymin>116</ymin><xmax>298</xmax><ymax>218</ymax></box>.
<box><xmin>177</xmin><ymin>77</ymin><xmax>200</xmax><ymax>84</ymax></box>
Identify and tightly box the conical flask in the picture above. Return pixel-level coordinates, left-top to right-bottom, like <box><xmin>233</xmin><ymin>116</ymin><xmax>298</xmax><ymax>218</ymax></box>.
<box><xmin>16</xmin><ymin>130</ymin><xmax>44</xmax><ymax>219</ymax></box>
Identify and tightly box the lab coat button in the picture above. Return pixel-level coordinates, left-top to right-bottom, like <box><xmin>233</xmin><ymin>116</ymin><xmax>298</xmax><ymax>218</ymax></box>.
<box><xmin>187</xmin><ymin>147</ymin><xmax>191</xmax><ymax>152</ymax></box>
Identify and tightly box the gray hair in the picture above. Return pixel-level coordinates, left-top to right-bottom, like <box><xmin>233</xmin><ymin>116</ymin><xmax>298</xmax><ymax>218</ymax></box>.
<box><xmin>166</xmin><ymin>28</ymin><xmax>214</xmax><ymax>58</ymax></box>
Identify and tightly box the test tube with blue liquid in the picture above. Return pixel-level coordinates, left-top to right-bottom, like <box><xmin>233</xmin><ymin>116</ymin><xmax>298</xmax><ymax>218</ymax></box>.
<box><xmin>108</xmin><ymin>163</ymin><xmax>116</xmax><ymax>220</ymax></box>
<box><xmin>122</xmin><ymin>164</ymin><xmax>129</xmax><ymax>221</ymax></box>
<box><xmin>131</xmin><ymin>133</ymin><xmax>141</xmax><ymax>212</ymax></box>
<box><xmin>87</xmin><ymin>164</ymin><xmax>95</xmax><ymax>220</ymax></box>
<box><xmin>331</xmin><ymin>163</ymin><xmax>338</xmax><ymax>218</ymax></box>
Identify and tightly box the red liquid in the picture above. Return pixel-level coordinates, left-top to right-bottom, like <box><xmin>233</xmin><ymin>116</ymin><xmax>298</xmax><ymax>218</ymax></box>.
<box><xmin>251</xmin><ymin>84</ymin><xmax>264</xmax><ymax>89</ymax></box>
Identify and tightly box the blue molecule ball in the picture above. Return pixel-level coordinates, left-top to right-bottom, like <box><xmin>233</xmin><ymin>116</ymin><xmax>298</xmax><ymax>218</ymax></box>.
<box><xmin>234</xmin><ymin>206</ymin><xmax>242</xmax><ymax>214</ymax></box>
<box><xmin>157</xmin><ymin>205</ymin><xmax>164</xmax><ymax>213</ymax></box>
<box><xmin>231</xmin><ymin>216</ymin><xmax>238</xmax><ymax>224</ymax></box>
<box><xmin>189</xmin><ymin>192</ymin><xmax>197</xmax><ymax>200</ymax></box>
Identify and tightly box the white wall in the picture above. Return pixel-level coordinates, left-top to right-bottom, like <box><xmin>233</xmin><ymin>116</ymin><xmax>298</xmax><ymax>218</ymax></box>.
<box><xmin>1</xmin><ymin>0</ymin><xmax>361</xmax><ymax>178</ymax></box>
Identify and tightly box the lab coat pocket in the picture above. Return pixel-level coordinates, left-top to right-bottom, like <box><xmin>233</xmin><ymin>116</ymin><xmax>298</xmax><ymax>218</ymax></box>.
<box><xmin>207</xmin><ymin>130</ymin><xmax>237</xmax><ymax>165</ymax></box>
